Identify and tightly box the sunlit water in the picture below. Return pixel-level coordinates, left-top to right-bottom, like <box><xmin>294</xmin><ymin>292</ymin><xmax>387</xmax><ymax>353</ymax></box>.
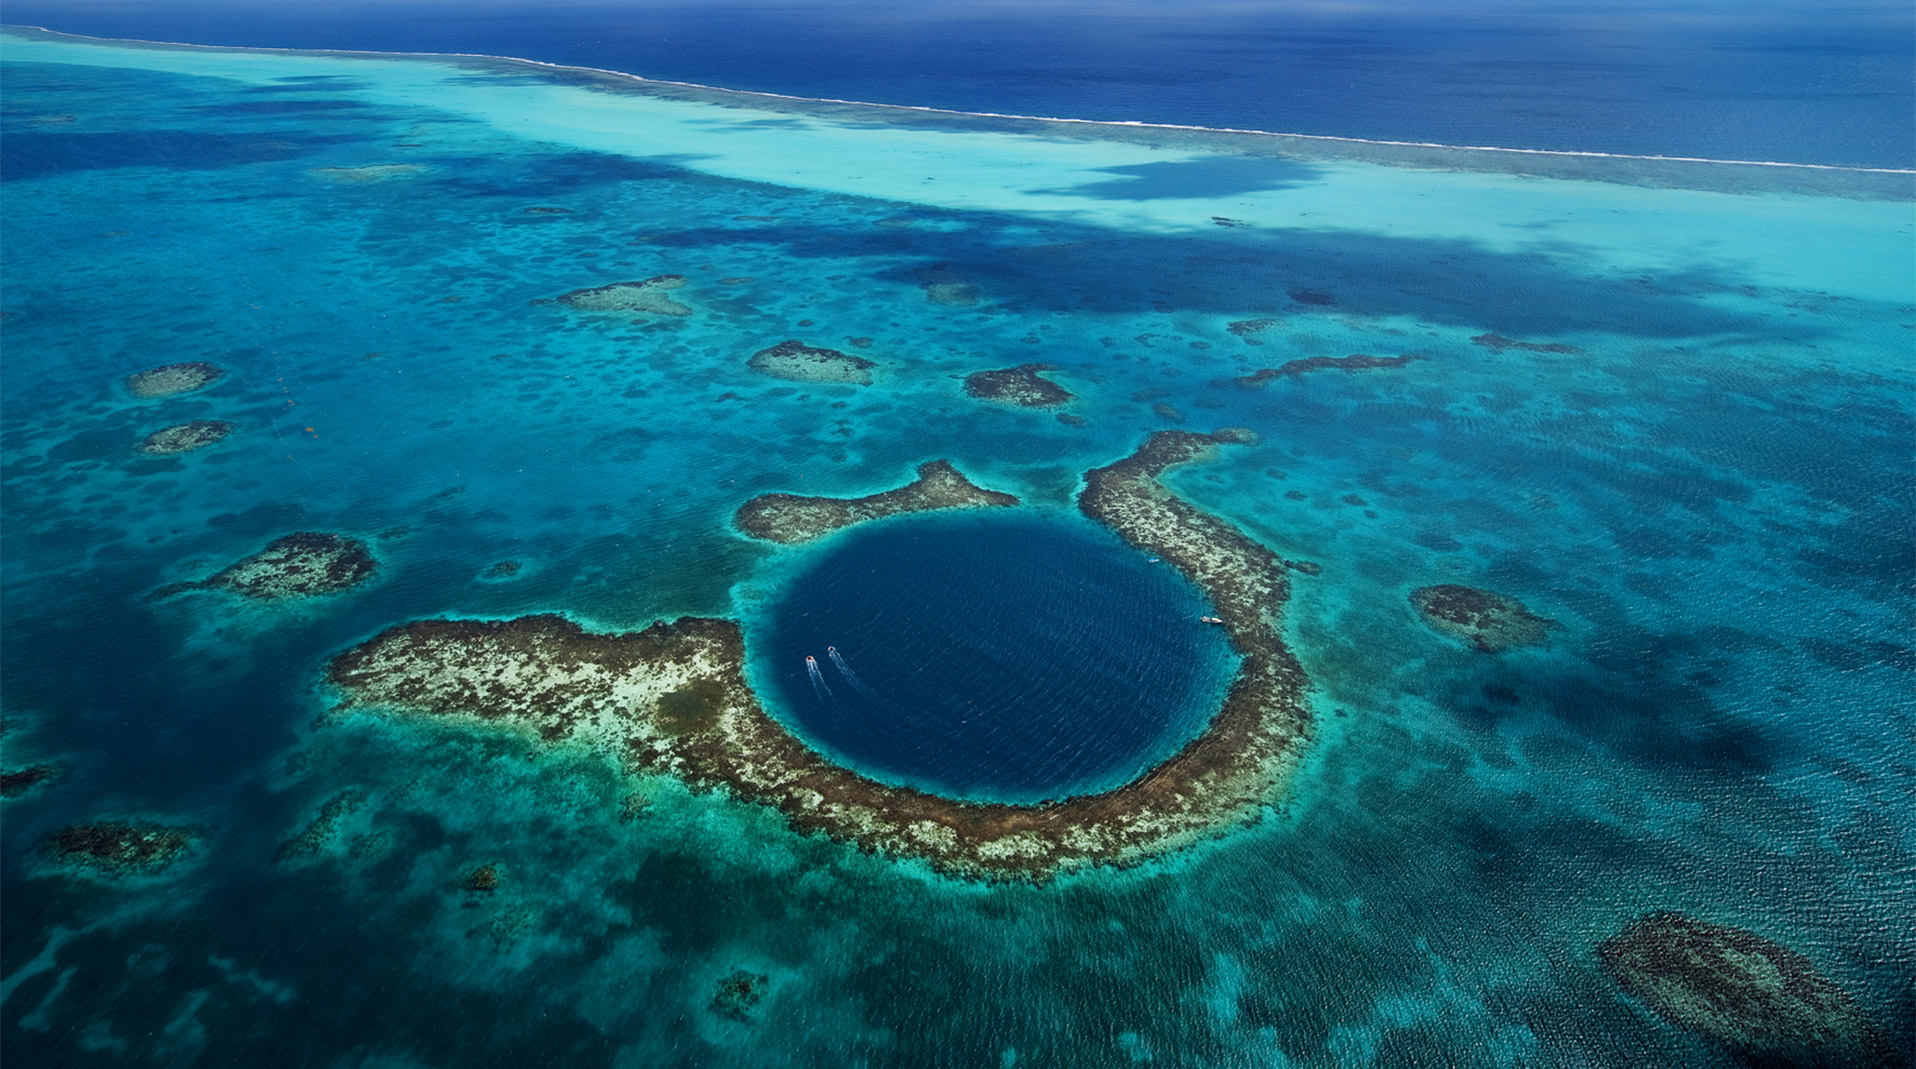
<box><xmin>0</xmin><ymin>16</ymin><xmax>1911</xmax><ymax>1069</ymax></box>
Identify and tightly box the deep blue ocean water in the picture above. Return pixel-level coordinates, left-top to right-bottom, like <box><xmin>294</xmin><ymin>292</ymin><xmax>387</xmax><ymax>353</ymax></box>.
<box><xmin>1</xmin><ymin>6</ymin><xmax>1912</xmax><ymax>1068</ymax></box>
<box><xmin>752</xmin><ymin>513</ymin><xmax>1235</xmax><ymax>803</ymax></box>
<box><xmin>5</xmin><ymin>0</ymin><xmax>1913</xmax><ymax>168</ymax></box>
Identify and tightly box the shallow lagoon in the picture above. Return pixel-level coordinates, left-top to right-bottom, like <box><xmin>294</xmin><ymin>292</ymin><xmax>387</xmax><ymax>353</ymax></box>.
<box><xmin>0</xmin><ymin>24</ymin><xmax>1911</xmax><ymax>1069</ymax></box>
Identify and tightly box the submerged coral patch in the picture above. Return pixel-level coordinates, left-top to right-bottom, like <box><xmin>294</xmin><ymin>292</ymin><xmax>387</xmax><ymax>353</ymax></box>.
<box><xmin>712</xmin><ymin>970</ymin><xmax>770</xmax><ymax>1021</ymax></box>
<box><xmin>1410</xmin><ymin>584</ymin><xmax>1558</xmax><ymax>652</ymax></box>
<box><xmin>308</xmin><ymin>163</ymin><xmax>425</xmax><ymax>182</ymax></box>
<box><xmin>44</xmin><ymin>820</ymin><xmax>201</xmax><ymax>877</ymax></box>
<box><xmin>964</xmin><ymin>363</ymin><xmax>1074</xmax><ymax>407</ymax></box>
<box><xmin>327</xmin><ymin>431</ymin><xmax>1311</xmax><ymax>880</ymax></box>
<box><xmin>555</xmin><ymin>275</ymin><xmax>691</xmax><ymax>317</ymax></box>
<box><xmin>480</xmin><ymin>560</ymin><xmax>523</xmax><ymax>581</ymax></box>
<box><xmin>746</xmin><ymin>339</ymin><xmax>875</xmax><ymax>384</ymax></box>
<box><xmin>138</xmin><ymin>419</ymin><xmax>234</xmax><ymax>454</ymax></box>
<box><xmin>275</xmin><ymin>788</ymin><xmax>369</xmax><ymax>861</ymax></box>
<box><xmin>1599</xmin><ymin>912</ymin><xmax>1892</xmax><ymax>1067</ymax></box>
<box><xmin>1</xmin><ymin>764</ymin><xmax>60</xmax><ymax>799</ymax></box>
<box><xmin>126</xmin><ymin>361</ymin><xmax>223</xmax><ymax>398</ymax></box>
<box><xmin>1232</xmin><ymin>353</ymin><xmax>1419</xmax><ymax>387</ymax></box>
<box><xmin>733</xmin><ymin>460</ymin><xmax>1017</xmax><ymax>544</ymax></box>
<box><xmin>153</xmin><ymin>532</ymin><xmax>377</xmax><ymax>601</ymax></box>
<box><xmin>1471</xmin><ymin>332</ymin><xmax>1582</xmax><ymax>355</ymax></box>
<box><xmin>915</xmin><ymin>264</ymin><xmax>980</xmax><ymax>307</ymax></box>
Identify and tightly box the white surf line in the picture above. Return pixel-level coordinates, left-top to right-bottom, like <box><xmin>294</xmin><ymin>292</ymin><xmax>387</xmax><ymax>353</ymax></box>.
<box><xmin>7</xmin><ymin>24</ymin><xmax>1912</xmax><ymax>178</ymax></box>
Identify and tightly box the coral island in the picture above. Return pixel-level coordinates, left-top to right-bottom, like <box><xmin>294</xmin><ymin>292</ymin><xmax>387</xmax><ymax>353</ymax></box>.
<box><xmin>139</xmin><ymin>419</ymin><xmax>234</xmax><ymax>454</ymax></box>
<box><xmin>964</xmin><ymin>364</ymin><xmax>1073</xmax><ymax>408</ymax></box>
<box><xmin>1233</xmin><ymin>353</ymin><xmax>1418</xmax><ymax>387</ymax></box>
<box><xmin>747</xmin><ymin>339</ymin><xmax>875</xmax><ymax>384</ymax></box>
<box><xmin>555</xmin><ymin>275</ymin><xmax>691</xmax><ymax>317</ymax></box>
<box><xmin>126</xmin><ymin>362</ymin><xmax>223</xmax><ymax>399</ymax></box>
<box><xmin>1410</xmin><ymin>584</ymin><xmax>1559</xmax><ymax>652</ymax></box>
<box><xmin>2</xmin><ymin>764</ymin><xmax>60</xmax><ymax>799</ymax></box>
<box><xmin>712</xmin><ymin>970</ymin><xmax>771</xmax><ymax>1021</ymax></box>
<box><xmin>1471</xmin><ymin>332</ymin><xmax>1582</xmax><ymax>355</ymax></box>
<box><xmin>326</xmin><ymin>430</ymin><xmax>1312</xmax><ymax>880</ymax></box>
<box><xmin>153</xmin><ymin>532</ymin><xmax>377</xmax><ymax>601</ymax></box>
<box><xmin>44</xmin><ymin>820</ymin><xmax>201</xmax><ymax>877</ymax></box>
<box><xmin>733</xmin><ymin>460</ymin><xmax>1017</xmax><ymax>545</ymax></box>
<box><xmin>1599</xmin><ymin>912</ymin><xmax>1893</xmax><ymax>1067</ymax></box>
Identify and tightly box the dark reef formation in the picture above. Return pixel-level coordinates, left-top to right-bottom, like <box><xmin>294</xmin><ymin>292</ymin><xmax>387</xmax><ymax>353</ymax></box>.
<box><xmin>712</xmin><ymin>970</ymin><xmax>771</xmax><ymax>1021</ymax></box>
<box><xmin>1600</xmin><ymin>912</ymin><xmax>1893</xmax><ymax>1067</ymax></box>
<box><xmin>916</xmin><ymin>265</ymin><xmax>980</xmax><ymax>306</ymax></box>
<box><xmin>139</xmin><ymin>419</ymin><xmax>234</xmax><ymax>454</ymax></box>
<box><xmin>326</xmin><ymin>430</ymin><xmax>1313</xmax><ymax>880</ymax></box>
<box><xmin>1471</xmin><ymin>332</ymin><xmax>1582</xmax><ymax>355</ymax></box>
<box><xmin>1410</xmin><ymin>584</ymin><xmax>1559</xmax><ymax>652</ymax></box>
<box><xmin>964</xmin><ymin>364</ymin><xmax>1073</xmax><ymax>408</ymax></box>
<box><xmin>2</xmin><ymin>764</ymin><xmax>60</xmax><ymax>799</ymax></box>
<box><xmin>153</xmin><ymin>532</ymin><xmax>377</xmax><ymax>601</ymax></box>
<box><xmin>275</xmin><ymin>788</ymin><xmax>369</xmax><ymax>861</ymax></box>
<box><xmin>126</xmin><ymin>362</ymin><xmax>223</xmax><ymax>399</ymax></box>
<box><xmin>746</xmin><ymin>339</ymin><xmax>875</xmax><ymax>384</ymax></box>
<box><xmin>464</xmin><ymin>864</ymin><xmax>501</xmax><ymax>892</ymax></box>
<box><xmin>555</xmin><ymin>275</ymin><xmax>690</xmax><ymax>317</ymax></box>
<box><xmin>481</xmin><ymin>560</ymin><xmax>523</xmax><ymax>581</ymax></box>
<box><xmin>1227</xmin><ymin>319</ymin><xmax>1279</xmax><ymax>340</ymax></box>
<box><xmin>734</xmin><ymin>460</ymin><xmax>1017</xmax><ymax>545</ymax></box>
<box><xmin>1287</xmin><ymin>289</ymin><xmax>1336</xmax><ymax>306</ymax></box>
<box><xmin>1233</xmin><ymin>353</ymin><xmax>1419</xmax><ymax>387</ymax></box>
<box><xmin>44</xmin><ymin>820</ymin><xmax>201</xmax><ymax>877</ymax></box>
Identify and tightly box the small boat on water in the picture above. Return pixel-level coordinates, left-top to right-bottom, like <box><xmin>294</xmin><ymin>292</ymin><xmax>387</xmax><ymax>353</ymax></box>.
<box><xmin>1146</xmin><ymin>556</ymin><xmax>1161</xmax><ymax>563</ymax></box>
<box><xmin>1200</xmin><ymin>616</ymin><xmax>1224</xmax><ymax>625</ymax></box>
<box><xmin>805</xmin><ymin>655</ymin><xmax>818</xmax><ymax>666</ymax></box>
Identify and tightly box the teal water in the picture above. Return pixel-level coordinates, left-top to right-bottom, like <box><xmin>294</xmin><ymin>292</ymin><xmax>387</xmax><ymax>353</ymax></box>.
<box><xmin>1</xmin><ymin>28</ymin><xmax>1912</xmax><ymax>1068</ymax></box>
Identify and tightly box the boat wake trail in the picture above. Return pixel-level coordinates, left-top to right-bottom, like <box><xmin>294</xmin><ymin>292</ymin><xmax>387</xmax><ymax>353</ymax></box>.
<box><xmin>827</xmin><ymin>645</ymin><xmax>877</xmax><ymax>697</ymax></box>
<box><xmin>806</xmin><ymin>655</ymin><xmax>836</xmax><ymax>703</ymax></box>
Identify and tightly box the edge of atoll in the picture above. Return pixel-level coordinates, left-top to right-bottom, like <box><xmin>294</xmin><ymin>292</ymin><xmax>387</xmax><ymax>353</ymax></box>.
<box><xmin>326</xmin><ymin>430</ymin><xmax>1313</xmax><ymax>880</ymax></box>
<box><xmin>734</xmin><ymin>460</ymin><xmax>1018</xmax><ymax>545</ymax></box>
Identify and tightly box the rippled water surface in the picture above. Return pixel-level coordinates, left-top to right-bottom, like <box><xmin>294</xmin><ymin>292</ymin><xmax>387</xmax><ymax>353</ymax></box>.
<box><xmin>0</xmin><ymin>13</ymin><xmax>1911</xmax><ymax>1069</ymax></box>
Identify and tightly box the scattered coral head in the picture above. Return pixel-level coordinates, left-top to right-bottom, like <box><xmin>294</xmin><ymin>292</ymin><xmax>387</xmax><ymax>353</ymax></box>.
<box><xmin>126</xmin><ymin>362</ymin><xmax>223</xmax><ymax>398</ymax></box>
<box><xmin>746</xmin><ymin>339</ymin><xmax>875</xmax><ymax>384</ymax></box>
<box><xmin>1410</xmin><ymin>584</ymin><xmax>1558</xmax><ymax>652</ymax></box>
<box><xmin>1600</xmin><ymin>911</ymin><xmax>1894</xmax><ymax>1067</ymax></box>
<box><xmin>556</xmin><ymin>275</ymin><xmax>691</xmax><ymax>317</ymax></box>
<box><xmin>139</xmin><ymin>419</ymin><xmax>234</xmax><ymax>454</ymax></box>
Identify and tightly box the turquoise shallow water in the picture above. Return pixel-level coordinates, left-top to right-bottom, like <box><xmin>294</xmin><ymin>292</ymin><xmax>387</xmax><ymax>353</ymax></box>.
<box><xmin>1</xmin><ymin>29</ymin><xmax>1912</xmax><ymax>1068</ymax></box>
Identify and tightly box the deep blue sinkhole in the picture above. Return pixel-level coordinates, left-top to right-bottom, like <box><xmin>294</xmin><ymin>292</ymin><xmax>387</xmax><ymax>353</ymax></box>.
<box><xmin>751</xmin><ymin>512</ymin><xmax>1237</xmax><ymax>804</ymax></box>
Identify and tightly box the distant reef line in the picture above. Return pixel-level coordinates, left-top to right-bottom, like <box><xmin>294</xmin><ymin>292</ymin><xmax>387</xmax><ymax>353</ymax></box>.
<box><xmin>3</xmin><ymin>26</ymin><xmax>1908</xmax><ymax>201</ymax></box>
